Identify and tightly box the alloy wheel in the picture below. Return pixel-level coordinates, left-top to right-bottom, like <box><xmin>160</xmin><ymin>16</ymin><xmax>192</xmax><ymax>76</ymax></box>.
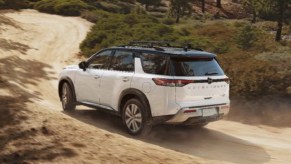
<box><xmin>125</xmin><ymin>104</ymin><xmax>142</xmax><ymax>133</ymax></box>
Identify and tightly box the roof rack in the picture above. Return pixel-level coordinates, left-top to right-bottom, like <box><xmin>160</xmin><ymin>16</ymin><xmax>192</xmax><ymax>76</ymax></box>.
<box><xmin>129</xmin><ymin>41</ymin><xmax>171</xmax><ymax>48</ymax></box>
<box><xmin>125</xmin><ymin>41</ymin><xmax>203</xmax><ymax>52</ymax></box>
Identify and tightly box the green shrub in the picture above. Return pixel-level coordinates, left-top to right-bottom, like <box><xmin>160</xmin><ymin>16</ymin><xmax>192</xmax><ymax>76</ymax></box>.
<box><xmin>96</xmin><ymin>1</ymin><xmax>132</xmax><ymax>14</ymax></box>
<box><xmin>178</xmin><ymin>37</ymin><xmax>212</xmax><ymax>50</ymax></box>
<box><xmin>162</xmin><ymin>17</ymin><xmax>175</xmax><ymax>25</ymax></box>
<box><xmin>236</xmin><ymin>25</ymin><xmax>258</xmax><ymax>50</ymax></box>
<box><xmin>212</xmin><ymin>41</ymin><xmax>229</xmax><ymax>54</ymax></box>
<box><xmin>81</xmin><ymin>10</ymin><xmax>111</xmax><ymax>23</ymax></box>
<box><xmin>0</xmin><ymin>0</ymin><xmax>32</xmax><ymax>9</ymax></box>
<box><xmin>80</xmin><ymin>12</ymin><xmax>181</xmax><ymax>56</ymax></box>
<box><xmin>34</xmin><ymin>0</ymin><xmax>90</xmax><ymax>16</ymax></box>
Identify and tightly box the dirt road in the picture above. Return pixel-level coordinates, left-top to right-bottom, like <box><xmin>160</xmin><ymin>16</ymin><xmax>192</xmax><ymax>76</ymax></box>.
<box><xmin>0</xmin><ymin>10</ymin><xmax>291</xmax><ymax>164</ymax></box>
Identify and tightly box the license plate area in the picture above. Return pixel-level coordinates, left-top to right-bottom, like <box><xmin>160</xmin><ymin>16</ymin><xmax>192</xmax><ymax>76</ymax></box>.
<box><xmin>202</xmin><ymin>108</ymin><xmax>218</xmax><ymax>117</ymax></box>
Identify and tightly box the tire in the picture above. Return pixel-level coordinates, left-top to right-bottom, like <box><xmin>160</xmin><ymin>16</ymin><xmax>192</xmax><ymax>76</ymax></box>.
<box><xmin>122</xmin><ymin>98</ymin><xmax>152</xmax><ymax>136</ymax></box>
<box><xmin>61</xmin><ymin>82</ymin><xmax>76</xmax><ymax>111</ymax></box>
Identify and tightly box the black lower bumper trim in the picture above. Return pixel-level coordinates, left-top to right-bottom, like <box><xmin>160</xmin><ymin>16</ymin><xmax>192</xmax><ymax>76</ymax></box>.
<box><xmin>183</xmin><ymin>114</ymin><xmax>224</xmax><ymax>125</ymax></box>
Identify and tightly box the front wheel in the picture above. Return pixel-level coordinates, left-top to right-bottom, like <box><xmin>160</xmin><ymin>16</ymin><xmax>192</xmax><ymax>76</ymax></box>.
<box><xmin>122</xmin><ymin>98</ymin><xmax>152</xmax><ymax>136</ymax></box>
<box><xmin>61</xmin><ymin>82</ymin><xmax>76</xmax><ymax>111</ymax></box>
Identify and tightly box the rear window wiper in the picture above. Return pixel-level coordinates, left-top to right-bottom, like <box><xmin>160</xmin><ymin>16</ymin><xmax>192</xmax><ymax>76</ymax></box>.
<box><xmin>205</xmin><ymin>72</ymin><xmax>218</xmax><ymax>76</ymax></box>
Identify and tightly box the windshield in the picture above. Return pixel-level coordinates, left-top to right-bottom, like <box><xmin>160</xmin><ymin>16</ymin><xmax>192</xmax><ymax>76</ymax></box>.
<box><xmin>171</xmin><ymin>57</ymin><xmax>224</xmax><ymax>76</ymax></box>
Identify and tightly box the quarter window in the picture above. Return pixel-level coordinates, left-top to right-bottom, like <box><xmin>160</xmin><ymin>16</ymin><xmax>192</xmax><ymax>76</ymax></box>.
<box><xmin>141</xmin><ymin>53</ymin><xmax>168</xmax><ymax>75</ymax></box>
<box><xmin>111</xmin><ymin>51</ymin><xmax>134</xmax><ymax>72</ymax></box>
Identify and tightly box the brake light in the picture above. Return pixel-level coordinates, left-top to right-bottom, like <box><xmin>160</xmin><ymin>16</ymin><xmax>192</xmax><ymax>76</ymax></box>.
<box><xmin>152</xmin><ymin>78</ymin><xmax>193</xmax><ymax>87</ymax></box>
<box><xmin>184</xmin><ymin>109</ymin><xmax>197</xmax><ymax>113</ymax></box>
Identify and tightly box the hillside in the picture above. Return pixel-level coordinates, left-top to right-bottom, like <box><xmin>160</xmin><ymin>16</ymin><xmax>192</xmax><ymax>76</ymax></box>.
<box><xmin>0</xmin><ymin>10</ymin><xmax>291</xmax><ymax>164</ymax></box>
<box><xmin>0</xmin><ymin>0</ymin><xmax>291</xmax><ymax>163</ymax></box>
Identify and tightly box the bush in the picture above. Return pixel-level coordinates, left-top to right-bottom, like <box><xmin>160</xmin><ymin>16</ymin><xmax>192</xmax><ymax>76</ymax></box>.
<box><xmin>81</xmin><ymin>10</ymin><xmax>111</xmax><ymax>23</ymax></box>
<box><xmin>212</xmin><ymin>41</ymin><xmax>229</xmax><ymax>54</ymax></box>
<box><xmin>34</xmin><ymin>0</ymin><xmax>90</xmax><ymax>16</ymax></box>
<box><xmin>80</xmin><ymin>12</ymin><xmax>181</xmax><ymax>57</ymax></box>
<box><xmin>236</xmin><ymin>25</ymin><xmax>258</xmax><ymax>50</ymax></box>
<box><xmin>162</xmin><ymin>17</ymin><xmax>175</xmax><ymax>25</ymax></box>
<box><xmin>0</xmin><ymin>0</ymin><xmax>31</xmax><ymax>9</ymax></box>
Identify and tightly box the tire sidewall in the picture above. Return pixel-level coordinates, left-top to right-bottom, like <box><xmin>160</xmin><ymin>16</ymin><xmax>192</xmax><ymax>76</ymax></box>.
<box><xmin>122</xmin><ymin>98</ymin><xmax>150</xmax><ymax>136</ymax></box>
<box><xmin>62</xmin><ymin>82</ymin><xmax>75</xmax><ymax>111</ymax></box>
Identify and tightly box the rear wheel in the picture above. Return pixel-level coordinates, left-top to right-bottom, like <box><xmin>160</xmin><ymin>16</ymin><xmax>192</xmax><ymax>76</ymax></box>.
<box><xmin>61</xmin><ymin>82</ymin><xmax>76</xmax><ymax>111</ymax></box>
<box><xmin>122</xmin><ymin>98</ymin><xmax>151</xmax><ymax>136</ymax></box>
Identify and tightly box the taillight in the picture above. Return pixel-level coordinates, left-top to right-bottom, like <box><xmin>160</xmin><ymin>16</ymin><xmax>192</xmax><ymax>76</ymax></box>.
<box><xmin>152</xmin><ymin>78</ymin><xmax>193</xmax><ymax>87</ymax></box>
<box><xmin>184</xmin><ymin>109</ymin><xmax>197</xmax><ymax>113</ymax></box>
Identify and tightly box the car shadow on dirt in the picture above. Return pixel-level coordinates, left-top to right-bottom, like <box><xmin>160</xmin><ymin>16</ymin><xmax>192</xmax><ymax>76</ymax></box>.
<box><xmin>64</xmin><ymin>107</ymin><xmax>271</xmax><ymax>164</ymax></box>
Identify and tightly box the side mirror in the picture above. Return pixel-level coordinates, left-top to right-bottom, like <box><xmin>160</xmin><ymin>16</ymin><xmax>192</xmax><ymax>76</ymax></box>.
<box><xmin>78</xmin><ymin>61</ymin><xmax>87</xmax><ymax>71</ymax></box>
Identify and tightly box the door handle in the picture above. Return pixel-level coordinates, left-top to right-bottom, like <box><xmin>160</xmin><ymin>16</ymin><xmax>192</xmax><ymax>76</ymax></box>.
<box><xmin>94</xmin><ymin>75</ymin><xmax>100</xmax><ymax>79</ymax></box>
<box><xmin>122</xmin><ymin>77</ymin><xmax>130</xmax><ymax>82</ymax></box>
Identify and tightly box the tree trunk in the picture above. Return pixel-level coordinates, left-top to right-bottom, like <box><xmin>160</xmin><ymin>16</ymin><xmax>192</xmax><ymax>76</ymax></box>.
<box><xmin>275</xmin><ymin>1</ymin><xmax>285</xmax><ymax>41</ymax></box>
<box><xmin>176</xmin><ymin>6</ymin><xmax>181</xmax><ymax>23</ymax></box>
<box><xmin>201</xmin><ymin>0</ymin><xmax>205</xmax><ymax>13</ymax></box>
<box><xmin>145</xmin><ymin>4</ymin><xmax>149</xmax><ymax>11</ymax></box>
<box><xmin>251</xmin><ymin>9</ymin><xmax>257</xmax><ymax>23</ymax></box>
<box><xmin>276</xmin><ymin>17</ymin><xmax>283</xmax><ymax>41</ymax></box>
<box><xmin>176</xmin><ymin>13</ymin><xmax>180</xmax><ymax>23</ymax></box>
<box><xmin>217</xmin><ymin>0</ymin><xmax>222</xmax><ymax>8</ymax></box>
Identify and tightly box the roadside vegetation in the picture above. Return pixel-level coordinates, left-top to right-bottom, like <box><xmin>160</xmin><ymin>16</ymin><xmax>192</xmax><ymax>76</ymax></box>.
<box><xmin>0</xmin><ymin>0</ymin><xmax>290</xmax><ymax>101</ymax></box>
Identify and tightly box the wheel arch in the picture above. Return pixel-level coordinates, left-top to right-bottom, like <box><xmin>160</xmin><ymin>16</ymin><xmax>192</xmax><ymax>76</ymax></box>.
<box><xmin>118</xmin><ymin>88</ymin><xmax>152</xmax><ymax>118</ymax></box>
<box><xmin>58</xmin><ymin>77</ymin><xmax>76</xmax><ymax>102</ymax></box>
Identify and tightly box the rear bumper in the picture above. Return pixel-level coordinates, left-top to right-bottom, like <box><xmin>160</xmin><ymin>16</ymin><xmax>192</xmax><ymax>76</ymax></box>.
<box><xmin>166</xmin><ymin>104</ymin><xmax>230</xmax><ymax>124</ymax></box>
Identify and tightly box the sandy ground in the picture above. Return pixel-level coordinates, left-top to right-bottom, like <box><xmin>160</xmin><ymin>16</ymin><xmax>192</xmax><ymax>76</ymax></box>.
<box><xmin>0</xmin><ymin>9</ymin><xmax>291</xmax><ymax>164</ymax></box>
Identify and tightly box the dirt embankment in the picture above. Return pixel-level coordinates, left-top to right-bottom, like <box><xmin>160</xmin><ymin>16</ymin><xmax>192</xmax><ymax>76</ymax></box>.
<box><xmin>0</xmin><ymin>9</ymin><xmax>291</xmax><ymax>164</ymax></box>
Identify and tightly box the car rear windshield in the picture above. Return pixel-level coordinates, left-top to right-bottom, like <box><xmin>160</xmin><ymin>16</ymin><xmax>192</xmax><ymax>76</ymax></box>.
<box><xmin>140</xmin><ymin>53</ymin><xmax>169</xmax><ymax>75</ymax></box>
<box><xmin>171</xmin><ymin>57</ymin><xmax>224</xmax><ymax>76</ymax></box>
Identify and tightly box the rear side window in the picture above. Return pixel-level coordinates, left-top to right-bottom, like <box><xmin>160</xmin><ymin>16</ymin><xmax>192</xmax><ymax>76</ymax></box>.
<box><xmin>141</xmin><ymin>53</ymin><xmax>168</xmax><ymax>75</ymax></box>
<box><xmin>171</xmin><ymin>58</ymin><xmax>224</xmax><ymax>76</ymax></box>
<box><xmin>111</xmin><ymin>50</ymin><xmax>134</xmax><ymax>72</ymax></box>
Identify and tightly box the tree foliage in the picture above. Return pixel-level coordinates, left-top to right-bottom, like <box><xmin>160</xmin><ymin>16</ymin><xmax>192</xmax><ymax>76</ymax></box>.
<box><xmin>170</xmin><ymin>0</ymin><xmax>192</xmax><ymax>23</ymax></box>
<box><xmin>236</xmin><ymin>25</ymin><xmax>258</xmax><ymax>50</ymax></box>
<box><xmin>242</xmin><ymin>0</ymin><xmax>267</xmax><ymax>23</ymax></box>
<box><xmin>137</xmin><ymin>0</ymin><xmax>161</xmax><ymax>11</ymax></box>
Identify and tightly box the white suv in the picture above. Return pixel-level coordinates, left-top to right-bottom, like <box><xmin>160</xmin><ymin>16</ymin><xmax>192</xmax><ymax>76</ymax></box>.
<box><xmin>58</xmin><ymin>42</ymin><xmax>230</xmax><ymax>135</ymax></box>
